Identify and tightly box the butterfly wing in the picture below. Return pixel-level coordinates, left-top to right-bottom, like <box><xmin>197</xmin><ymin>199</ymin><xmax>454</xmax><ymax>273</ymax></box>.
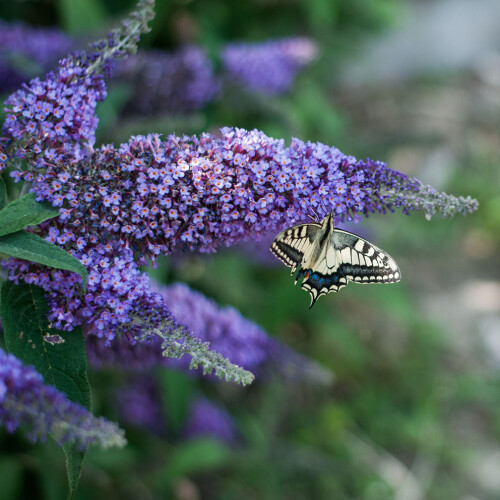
<box><xmin>300</xmin><ymin>228</ymin><xmax>401</xmax><ymax>307</ymax></box>
<box><xmin>270</xmin><ymin>222</ymin><xmax>323</xmax><ymax>275</ymax></box>
<box><xmin>332</xmin><ymin>229</ymin><xmax>401</xmax><ymax>283</ymax></box>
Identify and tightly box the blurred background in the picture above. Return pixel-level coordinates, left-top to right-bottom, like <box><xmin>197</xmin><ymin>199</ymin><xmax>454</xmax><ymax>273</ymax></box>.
<box><xmin>1</xmin><ymin>0</ymin><xmax>499</xmax><ymax>498</ymax></box>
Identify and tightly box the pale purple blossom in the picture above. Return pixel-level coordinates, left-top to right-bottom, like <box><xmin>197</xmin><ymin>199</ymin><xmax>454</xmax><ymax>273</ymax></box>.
<box><xmin>114</xmin><ymin>379</ymin><xmax>237</xmax><ymax>446</ymax></box>
<box><xmin>161</xmin><ymin>283</ymin><xmax>332</xmax><ymax>382</ymax></box>
<box><xmin>112</xmin><ymin>37</ymin><xmax>317</xmax><ymax>116</ymax></box>
<box><xmin>222</xmin><ymin>37</ymin><xmax>318</xmax><ymax>94</ymax></box>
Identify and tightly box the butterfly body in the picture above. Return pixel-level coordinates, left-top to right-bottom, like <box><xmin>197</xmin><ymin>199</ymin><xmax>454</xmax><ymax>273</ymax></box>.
<box><xmin>270</xmin><ymin>213</ymin><xmax>401</xmax><ymax>307</ymax></box>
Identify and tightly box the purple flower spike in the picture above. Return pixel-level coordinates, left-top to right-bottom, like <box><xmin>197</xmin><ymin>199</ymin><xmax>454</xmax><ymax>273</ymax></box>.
<box><xmin>0</xmin><ymin>347</ymin><xmax>126</xmax><ymax>449</ymax></box>
<box><xmin>161</xmin><ymin>283</ymin><xmax>332</xmax><ymax>383</ymax></box>
<box><xmin>3</xmin><ymin>126</ymin><xmax>476</xmax><ymax>261</ymax></box>
<box><xmin>1</xmin><ymin>54</ymin><xmax>107</xmax><ymax>164</ymax></box>
<box><xmin>113</xmin><ymin>37</ymin><xmax>317</xmax><ymax>116</ymax></box>
<box><xmin>86</xmin><ymin>281</ymin><xmax>332</xmax><ymax>385</ymax></box>
<box><xmin>1</xmin><ymin>0</ymin><xmax>155</xmax><ymax>166</ymax></box>
<box><xmin>222</xmin><ymin>37</ymin><xmax>318</xmax><ymax>94</ymax></box>
<box><xmin>183</xmin><ymin>397</ymin><xmax>237</xmax><ymax>446</ymax></box>
<box><xmin>114</xmin><ymin>379</ymin><xmax>237</xmax><ymax>445</ymax></box>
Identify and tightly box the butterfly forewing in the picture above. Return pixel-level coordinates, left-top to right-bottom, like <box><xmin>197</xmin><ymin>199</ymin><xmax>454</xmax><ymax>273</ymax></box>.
<box><xmin>331</xmin><ymin>229</ymin><xmax>401</xmax><ymax>284</ymax></box>
<box><xmin>270</xmin><ymin>222</ymin><xmax>322</xmax><ymax>274</ymax></box>
<box><xmin>270</xmin><ymin>215</ymin><xmax>401</xmax><ymax>307</ymax></box>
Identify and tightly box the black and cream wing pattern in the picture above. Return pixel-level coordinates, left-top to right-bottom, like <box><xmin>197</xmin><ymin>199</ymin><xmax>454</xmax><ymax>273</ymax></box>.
<box><xmin>270</xmin><ymin>213</ymin><xmax>401</xmax><ymax>307</ymax></box>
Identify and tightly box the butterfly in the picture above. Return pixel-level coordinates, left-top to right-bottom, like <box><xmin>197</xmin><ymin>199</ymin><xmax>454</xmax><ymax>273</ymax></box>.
<box><xmin>270</xmin><ymin>213</ymin><xmax>401</xmax><ymax>307</ymax></box>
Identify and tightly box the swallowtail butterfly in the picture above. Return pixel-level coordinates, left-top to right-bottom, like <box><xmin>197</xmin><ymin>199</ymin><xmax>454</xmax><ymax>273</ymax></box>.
<box><xmin>270</xmin><ymin>213</ymin><xmax>401</xmax><ymax>307</ymax></box>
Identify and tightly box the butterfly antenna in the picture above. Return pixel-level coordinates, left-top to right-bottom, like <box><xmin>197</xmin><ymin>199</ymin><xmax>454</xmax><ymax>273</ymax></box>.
<box><xmin>307</xmin><ymin>207</ymin><xmax>320</xmax><ymax>222</ymax></box>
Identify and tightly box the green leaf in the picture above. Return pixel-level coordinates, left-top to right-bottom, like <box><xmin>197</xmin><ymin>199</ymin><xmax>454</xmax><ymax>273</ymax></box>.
<box><xmin>1</xmin><ymin>281</ymin><xmax>92</xmax><ymax>498</ymax></box>
<box><xmin>0</xmin><ymin>193</ymin><xmax>59</xmax><ymax>238</ymax></box>
<box><xmin>0</xmin><ymin>230</ymin><xmax>88</xmax><ymax>289</ymax></box>
<box><xmin>0</xmin><ymin>176</ymin><xmax>7</xmax><ymax>209</ymax></box>
<box><xmin>63</xmin><ymin>444</ymin><xmax>86</xmax><ymax>500</ymax></box>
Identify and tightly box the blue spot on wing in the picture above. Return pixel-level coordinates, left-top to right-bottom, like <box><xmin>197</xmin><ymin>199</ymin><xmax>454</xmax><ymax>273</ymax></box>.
<box><xmin>296</xmin><ymin>268</ymin><xmax>344</xmax><ymax>288</ymax></box>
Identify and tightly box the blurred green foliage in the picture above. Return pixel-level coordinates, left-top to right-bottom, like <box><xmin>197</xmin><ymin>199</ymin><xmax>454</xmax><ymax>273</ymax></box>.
<box><xmin>1</xmin><ymin>0</ymin><xmax>499</xmax><ymax>499</ymax></box>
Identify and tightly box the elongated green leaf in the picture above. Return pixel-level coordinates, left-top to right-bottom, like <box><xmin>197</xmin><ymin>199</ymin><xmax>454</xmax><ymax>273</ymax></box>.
<box><xmin>1</xmin><ymin>281</ymin><xmax>91</xmax><ymax>499</ymax></box>
<box><xmin>0</xmin><ymin>230</ymin><xmax>87</xmax><ymax>289</ymax></box>
<box><xmin>0</xmin><ymin>193</ymin><xmax>59</xmax><ymax>238</ymax></box>
<box><xmin>0</xmin><ymin>176</ymin><xmax>7</xmax><ymax>209</ymax></box>
<box><xmin>63</xmin><ymin>444</ymin><xmax>86</xmax><ymax>500</ymax></box>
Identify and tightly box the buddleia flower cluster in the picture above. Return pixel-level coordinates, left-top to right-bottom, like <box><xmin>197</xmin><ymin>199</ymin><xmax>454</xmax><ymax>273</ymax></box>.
<box><xmin>116</xmin><ymin>46</ymin><xmax>220</xmax><ymax>115</ymax></box>
<box><xmin>87</xmin><ymin>282</ymin><xmax>332</xmax><ymax>385</ymax></box>
<box><xmin>0</xmin><ymin>347</ymin><xmax>126</xmax><ymax>449</ymax></box>
<box><xmin>114</xmin><ymin>36</ymin><xmax>318</xmax><ymax>117</ymax></box>
<box><xmin>0</xmin><ymin>16</ymin><xmax>318</xmax><ymax>118</ymax></box>
<box><xmin>221</xmin><ymin>37</ymin><xmax>318</xmax><ymax>95</ymax></box>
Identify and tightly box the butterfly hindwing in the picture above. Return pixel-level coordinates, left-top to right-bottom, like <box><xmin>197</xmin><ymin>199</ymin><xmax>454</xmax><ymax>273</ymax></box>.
<box><xmin>298</xmin><ymin>267</ymin><xmax>349</xmax><ymax>307</ymax></box>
